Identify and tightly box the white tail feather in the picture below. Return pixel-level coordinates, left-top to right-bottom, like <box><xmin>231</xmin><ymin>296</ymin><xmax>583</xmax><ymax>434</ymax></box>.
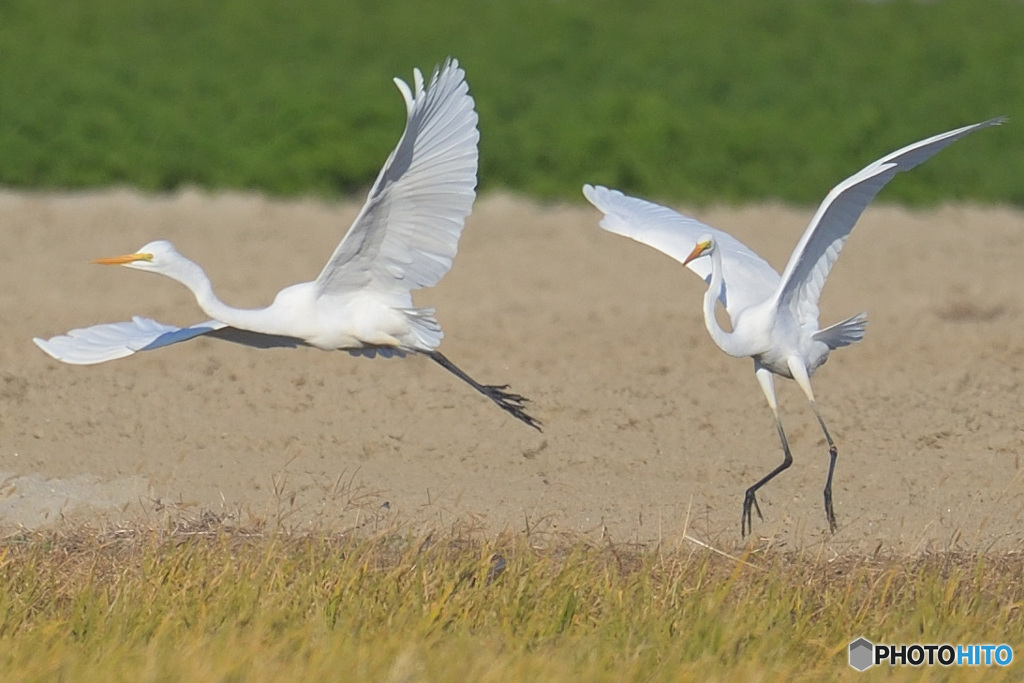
<box><xmin>814</xmin><ymin>311</ymin><xmax>867</xmax><ymax>349</ymax></box>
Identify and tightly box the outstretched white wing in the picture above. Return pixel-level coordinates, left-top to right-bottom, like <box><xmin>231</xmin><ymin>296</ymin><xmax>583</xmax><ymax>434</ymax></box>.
<box><xmin>315</xmin><ymin>58</ymin><xmax>479</xmax><ymax>297</ymax></box>
<box><xmin>583</xmin><ymin>184</ymin><xmax>781</xmax><ymax>324</ymax></box>
<box><xmin>34</xmin><ymin>317</ymin><xmax>225</xmax><ymax>365</ymax></box>
<box><xmin>775</xmin><ymin>117</ymin><xmax>1005</xmax><ymax>328</ymax></box>
<box><xmin>34</xmin><ymin>317</ymin><xmax>306</xmax><ymax>365</ymax></box>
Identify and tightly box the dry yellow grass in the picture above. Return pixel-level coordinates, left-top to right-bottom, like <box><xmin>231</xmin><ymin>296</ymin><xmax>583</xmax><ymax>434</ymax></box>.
<box><xmin>0</xmin><ymin>521</ymin><xmax>1020</xmax><ymax>681</ymax></box>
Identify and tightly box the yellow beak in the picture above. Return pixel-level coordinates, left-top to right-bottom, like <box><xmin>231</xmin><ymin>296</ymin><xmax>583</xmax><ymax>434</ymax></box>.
<box><xmin>681</xmin><ymin>240</ymin><xmax>711</xmax><ymax>267</ymax></box>
<box><xmin>92</xmin><ymin>252</ymin><xmax>153</xmax><ymax>265</ymax></box>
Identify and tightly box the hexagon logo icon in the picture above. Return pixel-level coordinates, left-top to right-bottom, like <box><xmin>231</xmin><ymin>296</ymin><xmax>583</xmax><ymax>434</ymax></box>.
<box><xmin>849</xmin><ymin>637</ymin><xmax>874</xmax><ymax>671</ymax></box>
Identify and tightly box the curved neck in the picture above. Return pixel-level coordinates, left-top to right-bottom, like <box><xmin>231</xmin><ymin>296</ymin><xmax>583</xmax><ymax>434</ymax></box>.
<box><xmin>161</xmin><ymin>257</ymin><xmax>272</xmax><ymax>331</ymax></box>
<box><xmin>702</xmin><ymin>247</ymin><xmax>747</xmax><ymax>357</ymax></box>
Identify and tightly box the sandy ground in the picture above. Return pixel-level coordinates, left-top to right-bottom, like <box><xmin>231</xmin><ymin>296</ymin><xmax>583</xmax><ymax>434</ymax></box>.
<box><xmin>1</xmin><ymin>189</ymin><xmax>1023</xmax><ymax>554</ymax></box>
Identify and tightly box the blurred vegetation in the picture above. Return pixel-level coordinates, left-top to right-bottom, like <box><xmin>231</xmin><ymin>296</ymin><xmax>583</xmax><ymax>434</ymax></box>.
<box><xmin>1</xmin><ymin>527</ymin><xmax>1021</xmax><ymax>680</ymax></box>
<box><xmin>0</xmin><ymin>0</ymin><xmax>1021</xmax><ymax>204</ymax></box>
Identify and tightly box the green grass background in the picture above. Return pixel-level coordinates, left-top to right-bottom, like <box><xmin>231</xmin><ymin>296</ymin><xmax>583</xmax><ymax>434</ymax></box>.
<box><xmin>0</xmin><ymin>0</ymin><xmax>1022</xmax><ymax>203</ymax></box>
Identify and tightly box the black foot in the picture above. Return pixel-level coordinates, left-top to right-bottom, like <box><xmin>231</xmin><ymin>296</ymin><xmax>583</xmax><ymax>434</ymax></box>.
<box><xmin>741</xmin><ymin>488</ymin><xmax>764</xmax><ymax>538</ymax></box>
<box><xmin>425</xmin><ymin>351</ymin><xmax>543</xmax><ymax>431</ymax></box>
<box><xmin>483</xmin><ymin>384</ymin><xmax>543</xmax><ymax>432</ymax></box>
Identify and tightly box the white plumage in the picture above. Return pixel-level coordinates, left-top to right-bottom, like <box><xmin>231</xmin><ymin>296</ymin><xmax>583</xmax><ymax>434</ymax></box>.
<box><xmin>35</xmin><ymin>58</ymin><xmax>540</xmax><ymax>431</ymax></box>
<box><xmin>585</xmin><ymin>116</ymin><xmax>1005</xmax><ymax>535</ymax></box>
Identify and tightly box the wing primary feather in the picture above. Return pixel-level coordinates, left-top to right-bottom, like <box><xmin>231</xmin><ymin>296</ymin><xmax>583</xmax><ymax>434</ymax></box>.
<box><xmin>583</xmin><ymin>183</ymin><xmax>781</xmax><ymax>324</ymax></box>
<box><xmin>774</xmin><ymin>116</ymin><xmax>1006</xmax><ymax>326</ymax></box>
<box><xmin>315</xmin><ymin>57</ymin><xmax>479</xmax><ymax>297</ymax></box>
<box><xmin>34</xmin><ymin>316</ymin><xmax>311</xmax><ymax>365</ymax></box>
<box><xmin>33</xmin><ymin>318</ymin><xmax>224</xmax><ymax>365</ymax></box>
<box><xmin>393</xmin><ymin>78</ymin><xmax>415</xmax><ymax>114</ymax></box>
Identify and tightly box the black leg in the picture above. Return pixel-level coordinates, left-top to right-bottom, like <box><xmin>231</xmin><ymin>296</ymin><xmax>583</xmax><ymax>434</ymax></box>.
<box><xmin>425</xmin><ymin>351</ymin><xmax>542</xmax><ymax>431</ymax></box>
<box><xmin>742</xmin><ymin>420</ymin><xmax>793</xmax><ymax>537</ymax></box>
<box><xmin>813</xmin><ymin>410</ymin><xmax>838</xmax><ymax>534</ymax></box>
<box><xmin>822</xmin><ymin>444</ymin><xmax>838</xmax><ymax>533</ymax></box>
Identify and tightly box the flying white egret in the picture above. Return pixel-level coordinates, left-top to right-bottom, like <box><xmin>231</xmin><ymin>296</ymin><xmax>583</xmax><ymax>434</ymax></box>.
<box><xmin>35</xmin><ymin>58</ymin><xmax>541</xmax><ymax>431</ymax></box>
<box><xmin>584</xmin><ymin>116</ymin><xmax>1004</xmax><ymax>535</ymax></box>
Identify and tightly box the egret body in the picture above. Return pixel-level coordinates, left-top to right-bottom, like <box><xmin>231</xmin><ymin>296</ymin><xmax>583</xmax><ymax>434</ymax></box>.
<box><xmin>36</xmin><ymin>59</ymin><xmax>541</xmax><ymax>431</ymax></box>
<box><xmin>585</xmin><ymin>116</ymin><xmax>1004</xmax><ymax>534</ymax></box>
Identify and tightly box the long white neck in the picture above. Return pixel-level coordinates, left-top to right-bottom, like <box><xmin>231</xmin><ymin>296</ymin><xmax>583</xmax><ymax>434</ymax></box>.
<box><xmin>159</xmin><ymin>256</ymin><xmax>277</xmax><ymax>332</ymax></box>
<box><xmin>702</xmin><ymin>247</ymin><xmax>748</xmax><ymax>357</ymax></box>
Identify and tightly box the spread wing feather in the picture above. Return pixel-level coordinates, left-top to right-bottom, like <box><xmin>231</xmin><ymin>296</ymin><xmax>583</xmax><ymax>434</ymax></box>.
<box><xmin>774</xmin><ymin>117</ymin><xmax>1006</xmax><ymax>328</ymax></box>
<box><xmin>33</xmin><ymin>317</ymin><xmax>305</xmax><ymax>365</ymax></box>
<box><xmin>583</xmin><ymin>184</ymin><xmax>781</xmax><ymax>325</ymax></box>
<box><xmin>315</xmin><ymin>58</ymin><xmax>479</xmax><ymax>297</ymax></box>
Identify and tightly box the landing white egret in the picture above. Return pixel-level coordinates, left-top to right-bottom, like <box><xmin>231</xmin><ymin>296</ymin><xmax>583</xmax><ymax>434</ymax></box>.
<box><xmin>35</xmin><ymin>58</ymin><xmax>541</xmax><ymax>431</ymax></box>
<box><xmin>584</xmin><ymin>116</ymin><xmax>1004</xmax><ymax>534</ymax></box>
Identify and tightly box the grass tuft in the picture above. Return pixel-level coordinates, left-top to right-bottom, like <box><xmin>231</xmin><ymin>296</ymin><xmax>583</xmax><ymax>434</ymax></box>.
<box><xmin>0</xmin><ymin>525</ymin><xmax>1020</xmax><ymax>679</ymax></box>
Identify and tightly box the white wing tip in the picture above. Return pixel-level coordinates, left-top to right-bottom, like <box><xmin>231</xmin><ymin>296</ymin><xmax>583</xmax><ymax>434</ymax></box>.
<box><xmin>32</xmin><ymin>334</ymin><xmax>132</xmax><ymax>365</ymax></box>
<box><xmin>32</xmin><ymin>337</ymin><xmax>60</xmax><ymax>360</ymax></box>
<box><xmin>936</xmin><ymin>115</ymin><xmax>1007</xmax><ymax>144</ymax></box>
<box><xmin>582</xmin><ymin>183</ymin><xmax>615</xmax><ymax>210</ymax></box>
<box><xmin>434</xmin><ymin>56</ymin><xmax>462</xmax><ymax>79</ymax></box>
<box><xmin>394</xmin><ymin>58</ymin><xmax>465</xmax><ymax>115</ymax></box>
<box><xmin>393</xmin><ymin>77</ymin><xmax>414</xmax><ymax>113</ymax></box>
